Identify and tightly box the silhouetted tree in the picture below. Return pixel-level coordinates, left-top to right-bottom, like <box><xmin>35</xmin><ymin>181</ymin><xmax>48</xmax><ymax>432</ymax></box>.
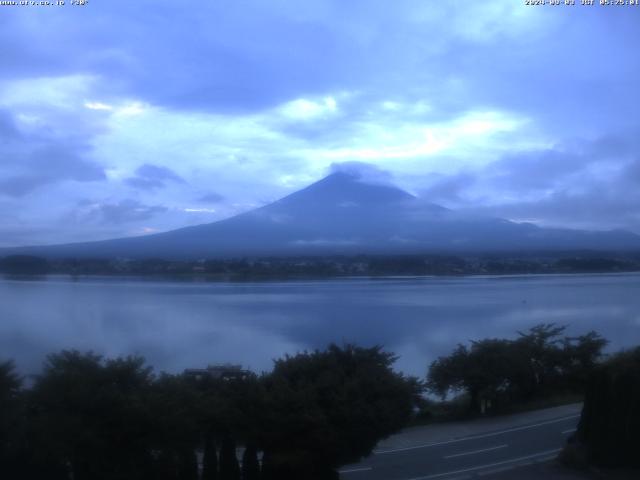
<box><xmin>2</xmin><ymin>343</ymin><xmax>427</xmax><ymax>480</ymax></box>
<box><xmin>427</xmin><ymin>344</ymin><xmax>468</xmax><ymax>398</ymax></box>
<box><xmin>195</xmin><ymin>370</ymin><xmax>265</xmax><ymax>479</ymax></box>
<box><xmin>428</xmin><ymin>324</ymin><xmax>608</xmax><ymax>413</ymax></box>
<box><xmin>29</xmin><ymin>351</ymin><xmax>156</xmax><ymax>480</ymax></box>
<box><xmin>513</xmin><ymin>323</ymin><xmax>567</xmax><ymax>397</ymax></box>
<box><xmin>0</xmin><ymin>360</ymin><xmax>23</xmax><ymax>476</ymax></box>
<box><xmin>561</xmin><ymin>331</ymin><xmax>608</xmax><ymax>390</ymax></box>
<box><xmin>149</xmin><ymin>373</ymin><xmax>202</xmax><ymax>479</ymax></box>
<box><xmin>576</xmin><ymin>346</ymin><xmax>640</xmax><ymax>468</ymax></box>
<box><xmin>202</xmin><ymin>433</ymin><xmax>219</xmax><ymax>480</ymax></box>
<box><xmin>155</xmin><ymin>450</ymin><xmax>179</xmax><ymax>480</ymax></box>
<box><xmin>260</xmin><ymin>344</ymin><xmax>420</xmax><ymax>479</ymax></box>
<box><xmin>260</xmin><ymin>450</ymin><xmax>275</xmax><ymax>480</ymax></box>
<box><xmin>428</xmin><ymin>339</ymin><xmax>515</xmax><ymax>413</ymax></box>
<box><xmin>178</xmin><ymin>448</ymin><xmax>198</xmax><ymax>480</ymax></box>
<box><xmin>241</xmin><ymin>443</ymin><xmax>260</xmax><ymax>480</ymax></box>
<box><xmin>219</xmin><ymin>435</ymin><xmax>241</xmax><ymax>480</ymax></box>
<box><xmin>199</xmin><ymin>372</ymin><xmax>264</xmax><ymax>431</ymax></box>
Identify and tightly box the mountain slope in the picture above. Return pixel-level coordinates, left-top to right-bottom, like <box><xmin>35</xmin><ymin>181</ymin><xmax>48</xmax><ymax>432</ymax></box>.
<box><xmin>3</xmin><ymin>172</ymin><xmax>640</xmax><ymax>259</ymax></box>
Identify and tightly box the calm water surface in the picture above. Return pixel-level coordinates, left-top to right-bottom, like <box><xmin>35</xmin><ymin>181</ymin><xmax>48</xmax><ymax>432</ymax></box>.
<box><xmin>1</xmin><ymin>273</ymin><xmax>639</xmax><ymax>377</ymax></box>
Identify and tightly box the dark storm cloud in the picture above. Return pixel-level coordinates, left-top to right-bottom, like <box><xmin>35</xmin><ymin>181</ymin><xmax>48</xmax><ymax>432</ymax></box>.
<box><xmin>329</xmin><ymin>162</ymin><xmax>393</xmax><ymax>185</ymax></box>
<box><xmin>489</xmin><ymin>150</ymin><xmax>585</xmax><ymax>191</ymax></box>
<box><xmin>624</xmin><ymin>158</ymin><xmax>640</xmax><ymax>183</ymax></box>
<box><xmin>197</xmin><ymin>192</ymin><xmax>225</xmax><ymax>204</ymax></box>
<box><xmin>0</xmin><ymin>224</ymin><xmax>53</xmax><ymax>247</ymax></box>
<box><xmin>428</xmin><ymin>131</ymin><xmax>640</xmax><ymax>232</ymax></box>
<box><xmin>0</xmin><ymin>105</ymin><xmax>106</xmax><ymax>198</ymax></box>
<box><xmin>0</xmin><ymin>175</ymin><xmax>51</xmax><ymax>197</ymax></box>
<box><xmin>0</xmin><ymin>143</ymin><xmax>106</xmax><ymax>197</ymax></box>
<box><xmin>482</xmin><ymin>132</ymin><xmax>639</xmax><ymax>195</ymax></box>
<box><xmin>2</xmin><ymin>2</ymin><xmax>638</xmax><ymax>124</ymax></box>
<box><xmin>95</xmin><ymin>199</ymin><xmax>168</xmax><ymax>225</ymax></box>
<box><xmin>419</xmin><ymin>173</ymin><xmax>476</xmax><ymax>203</ymax></box>
<box><xmin>125</xmin><ymin>164</ymin><xmax>185</xmax><ymax>190</ymax></box>
<box><xmin>438</xmin><ymin>11</ymin><xmax>640</xmax><ymax>133</ymax></box>
<box><xmin>0</xmin><ymin>1</ymin><xmax>375</xmax><ymax>113</ymax></box>
<box><xmin>476</xmin><ymin>186</ymin><xmax>640</xmax><ymax>233</ymax></box>
<box><xmin>0</xmin><ymin>110</ymin><xmax>20</xmax><ymax>140</ymax></box>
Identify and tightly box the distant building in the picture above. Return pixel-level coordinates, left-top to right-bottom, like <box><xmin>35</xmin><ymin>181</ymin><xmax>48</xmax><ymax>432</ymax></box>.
<box><xmin>184</xmin><ymin>364</ymin><xmax>251</xmax><ymax>381</ymax></box>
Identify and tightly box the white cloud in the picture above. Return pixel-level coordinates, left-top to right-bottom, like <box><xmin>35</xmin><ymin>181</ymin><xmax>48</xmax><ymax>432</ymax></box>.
<box><xmin>278</xmin><ymin>96</ymin><xmax>338</xmax><ymax>120</ymax></box>
<box><xmin>408</xmin><ymin>1</ymin><xmax>553</xmax><ymax>43</ymax></box>
<box><xmin>84</xmin><ymin>101</ymin><xmax>113</xmax><ymax>111</ymax></box>
<box><xmin>184</xmin><ymin>208</ymin><xmax>217</xmax><ymax>213</ymax></box>
<box><xmin>0</xmin><ymin>75</ymin><xmax>98</xmax><ymax>109</ymax></box>
<box><xmin>115</xmin><ymin>101</ymin><xmax>148</xmax><ymax>117</ymax></box>
<box><xmin>309</xmin><ymin>109</ymin><xmax>531</xmax><ymax>174</ymax></box>
<box><xmin>84</xmin><ymin>100</ymin><xmax>148</xmax><ymax>116</ymax></box>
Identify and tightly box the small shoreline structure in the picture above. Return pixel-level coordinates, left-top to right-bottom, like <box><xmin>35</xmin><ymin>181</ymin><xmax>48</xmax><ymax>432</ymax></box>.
<box><xmin>184</xmin><ymin>364</ymin><xmax>252</xmax><ymax>382</ymax></box>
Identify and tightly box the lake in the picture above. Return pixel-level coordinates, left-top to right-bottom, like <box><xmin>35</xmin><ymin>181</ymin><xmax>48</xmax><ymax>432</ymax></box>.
<box><xmin>1</xmin><ymin>273</ymin><xmax>639</xmax><ymax>378</ymax></box>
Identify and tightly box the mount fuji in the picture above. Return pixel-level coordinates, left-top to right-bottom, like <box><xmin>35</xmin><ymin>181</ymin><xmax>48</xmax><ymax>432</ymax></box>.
<box><xmin>3</xmin><ymin>172</ymin><xmax>640</xmax><ymax>259</ymax></box>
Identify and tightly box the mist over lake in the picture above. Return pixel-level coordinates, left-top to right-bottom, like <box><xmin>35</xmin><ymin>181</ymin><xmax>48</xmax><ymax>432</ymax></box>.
<box><xmin>2</xmin><ymin>273</ymin><xmax>639</xmax><ymax>377</ymax></box>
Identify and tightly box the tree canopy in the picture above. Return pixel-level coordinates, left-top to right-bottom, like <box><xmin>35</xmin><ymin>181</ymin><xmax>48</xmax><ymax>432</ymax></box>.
<box><xmin>1</xmin><ymin>344</ymin><xmax>419</xmax><ymax>480</ymax></box>
<box><xmin>260</xmin><ymin>344</ymin><xmax>421</xmax><ymax>478</ymax></box>
<box><xmin>576</xmin><ymin>346</ymin><xmax>640</xmax><ymax>468</ymax></box>
<box><xmin>427</xmin><ymin>324</ymin><xmax>607</xmax><ymax>413</ymax></box>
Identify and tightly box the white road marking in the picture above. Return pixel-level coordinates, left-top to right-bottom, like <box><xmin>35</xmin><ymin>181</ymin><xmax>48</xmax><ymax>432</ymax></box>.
<box><xmin>444</xmin><ymin>444</ymin><xmax>508</xmax><ymax>459</ymax></box>
<box><xmin>339</xmin><ymin>466</ymin><xmax>373</xmax><ymax>474</ymax></box>
<box><xmin>375</xmin><ymin>414</ymin><xmax>580</xmax><ymax>454</ymax></box>
<box><xmin>404</xmin><ymin>448</ymin><xmax>562</xmax><ymax>480</ymax></box>
<box><xmin>561</xmin><ymin>428</ymin><xmax>576</xmax><ymax>434</ymax></box>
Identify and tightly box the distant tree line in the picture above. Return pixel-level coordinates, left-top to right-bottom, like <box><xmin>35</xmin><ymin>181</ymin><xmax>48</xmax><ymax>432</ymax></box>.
<box><xmin>427</xmin><ymin>324</ymin><xmax>608</xmax><ymax>414</ymax></box>
<box><xmin>2</xmin><ymin>252</ymin><xmax>640</xmax><ymax>278</ymax></box>
<box><xmin>0</xmin><ymin>345</ymin><xmax>420</xmax><ymax>480</ymax></box>
<box><xmin>0</xmin><ymin>255</ymin><xmax>50</xmax><ymax>275</ymax></box>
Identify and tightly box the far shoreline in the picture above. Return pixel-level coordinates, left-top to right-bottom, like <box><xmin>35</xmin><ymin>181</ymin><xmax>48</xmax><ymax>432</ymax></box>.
<box><xmin>3</xmin><ymin>269</ymin><xmax>640</xmax><ymax>285</ymax></box>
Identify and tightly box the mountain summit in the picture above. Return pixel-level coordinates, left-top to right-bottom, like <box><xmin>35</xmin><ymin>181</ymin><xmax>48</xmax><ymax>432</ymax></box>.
<box><xmin>276</xmin><ymin>171</ymin><xmax>415</xmax><ymax>207</ymax></box>
<box><xmin>4</xmin><ymin>172</ymin><xmax>640</xmax><ymax>259</ymax></box>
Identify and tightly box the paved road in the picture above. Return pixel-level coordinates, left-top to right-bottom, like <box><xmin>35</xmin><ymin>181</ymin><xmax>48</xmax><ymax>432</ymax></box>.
<box><xmin>339</xmin><ymin>404</ymin><xmax>582</xmax><ymax>480</ymax></box>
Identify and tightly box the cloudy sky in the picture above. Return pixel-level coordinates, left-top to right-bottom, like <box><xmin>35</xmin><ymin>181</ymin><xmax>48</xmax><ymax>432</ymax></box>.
<box><xmin>1</xmin><ymin>0</ymin><xmax>639</xmax><ymax>246</ymax></box>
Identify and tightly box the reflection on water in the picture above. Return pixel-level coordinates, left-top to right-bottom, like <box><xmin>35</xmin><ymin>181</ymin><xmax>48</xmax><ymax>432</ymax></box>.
<box><xmin>1</xmin><ymin>273</ymin><xmax>639</xmax><ymax>377</ymax></box>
